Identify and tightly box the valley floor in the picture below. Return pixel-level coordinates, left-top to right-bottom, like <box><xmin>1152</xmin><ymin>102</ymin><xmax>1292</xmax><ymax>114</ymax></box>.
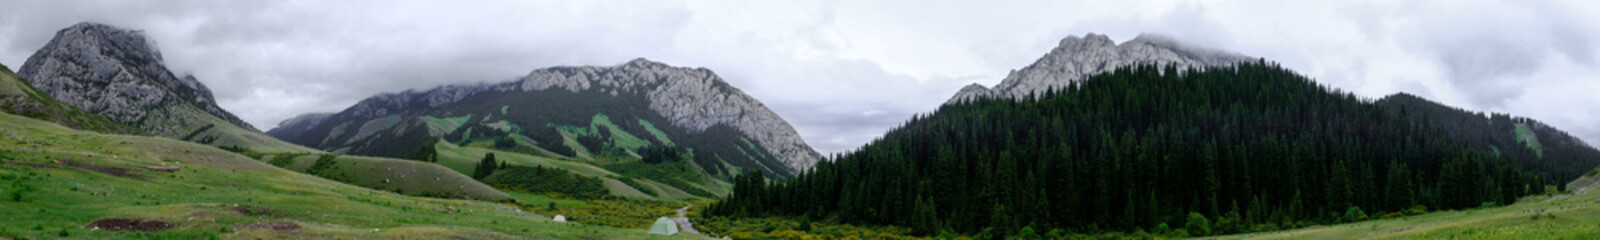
<box><xmin>1214</xmin><ymin>188</ymin><xmax>1600</xmax><ymax>239</ymax></box>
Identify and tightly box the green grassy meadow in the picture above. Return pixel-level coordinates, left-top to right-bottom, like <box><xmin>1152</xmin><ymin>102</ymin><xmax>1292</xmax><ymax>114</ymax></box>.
<box><xmin>0</xmin><ymin>112</ymin><xmax>712</xmax><ymax>239</ymax></box>
<box><xmin>1215</xmin><ymin>180</ymin><xmax>1600</xmax><ymax>239</ymax></box>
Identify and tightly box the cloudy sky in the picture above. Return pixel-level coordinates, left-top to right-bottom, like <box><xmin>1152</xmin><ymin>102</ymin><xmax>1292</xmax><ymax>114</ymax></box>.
<box><xmin>2</xmin><ymin>0</ymin><xmax>1598</xmax><ymax>154</ymax></box>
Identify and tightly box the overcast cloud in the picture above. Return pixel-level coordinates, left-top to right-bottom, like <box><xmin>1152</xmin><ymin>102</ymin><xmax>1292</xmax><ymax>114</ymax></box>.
<box><xmin>2</xmin><ymin>0</ymin><xmax>1598</xmax><ymax>154</ymax></box>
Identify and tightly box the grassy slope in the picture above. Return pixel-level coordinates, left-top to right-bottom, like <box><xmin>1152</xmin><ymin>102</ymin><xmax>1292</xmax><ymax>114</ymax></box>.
<box><xmin>329</xmin><ymin>155</ymin><xmax>511</xmax><ymax>200</ymax></box>
<box><xmin>435</xmin><ymin>140</ymin><xmax>617</xmax><ymax>178</ymax></box>
<box><xmin>4</xmin><ymin>61</ymin><xmax>505</xmax><ymax>202</ymax></box>
<box><xmin>154</xmin><ymin>104</ymin><xmax>318</xmax><ymax>153</ymax></box>
<box><xmin>134</xmin><ymin>104</ymin><xmax>507</xmax><ymax>201</ymax></box>
<box><xmin>1216</xmin><ymin>175</ymin><xmax>1600</xmax><ymax>239</ymax></box>
<box><xmin>433</xmin><ymin>140</ymin><xmax>713</xmax><ymax>200</ymax></box>
<box><xmin>255</xmin><ymin>152</ymin><xmax>510</xmax><ymax>201</ymax></box>
<box><xmin>0</xmin><ymin>112</ymin><xmax>711</xmax><ymax>239</ymax></box>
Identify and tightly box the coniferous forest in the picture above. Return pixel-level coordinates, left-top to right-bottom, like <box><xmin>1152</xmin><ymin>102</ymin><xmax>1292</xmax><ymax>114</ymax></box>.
<box><xmin>708</xmin><ymin>60</ymin><xmax>1588</xmax><ymax>237</ymax></box>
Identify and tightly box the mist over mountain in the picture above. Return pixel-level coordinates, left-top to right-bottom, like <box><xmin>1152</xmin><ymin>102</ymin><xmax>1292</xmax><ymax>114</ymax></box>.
<box><xmin>948</xmin><ymin>33</ymin><xmax>1253</xmax><ymax>104</ymax></box>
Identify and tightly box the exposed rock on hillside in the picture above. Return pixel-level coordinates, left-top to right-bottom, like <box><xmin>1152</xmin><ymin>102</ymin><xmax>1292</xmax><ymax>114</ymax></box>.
<box><xmin>948</xmin><ymin>33</ymin><xmax>1254</xmax><ymax>104</ymax></box>
<box><xmin>278</xmin><ymin>58</ymin><xmax>821</xmax><ymax>173</ymax></box>
<box><xmin>18</xmin><ymin>22</ymin><xmax>256</xmax><ymax>133</ymax></box>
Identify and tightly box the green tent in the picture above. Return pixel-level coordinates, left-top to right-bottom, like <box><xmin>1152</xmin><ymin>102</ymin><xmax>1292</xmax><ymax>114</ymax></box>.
<box><xmin>648</xmin><ymin>217</ymin><xmax>679</xmax><ymax>235</ymax></box>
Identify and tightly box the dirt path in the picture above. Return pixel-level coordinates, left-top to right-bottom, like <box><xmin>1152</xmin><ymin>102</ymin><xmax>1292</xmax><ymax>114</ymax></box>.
<box><xmin>671</xmin><ymin>205</ymin><xmax>702</xmax><ymax>235</ymax></box>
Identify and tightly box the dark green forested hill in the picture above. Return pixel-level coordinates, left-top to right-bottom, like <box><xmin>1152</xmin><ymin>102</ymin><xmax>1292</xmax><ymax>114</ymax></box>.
<box><xmin>1374</xmin><ymin>92</ymin><xmax>1600</xmax><ymax>183</ymax></box>
<box><xmin>708</xmin><ymin>61</ymin><xmax>1600</xmax><ymax>237</ymax></box>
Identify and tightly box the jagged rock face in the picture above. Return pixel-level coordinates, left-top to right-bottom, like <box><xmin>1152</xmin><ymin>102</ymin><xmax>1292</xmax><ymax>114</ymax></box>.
<box><xmin>948</xmin><ymin>33</ymin><xmax>1255</xmax><ymax>104</ymax></box>
<box><xmin>17</xmin><ymin>22</ymin><xmax>255</xmax><ymax>132</ymax></box>
<box><xmin>323</xmin><ymin>59</ymin><xmax>821</xmax><ymax>172</ymax></box>
<box><xmin>266</xmin><ymin>112</ymin><xmax>334</xmax><ymax>141</ymax></box>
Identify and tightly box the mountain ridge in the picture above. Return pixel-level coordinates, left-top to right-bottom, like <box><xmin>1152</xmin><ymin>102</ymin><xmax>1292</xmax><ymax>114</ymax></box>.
<box><xmin>948</xmin><ymin>33</ymin><xmax>1254</xmax><ymax>104</ymax></box>
<box><xmin>272</xmin><ymin>58</ymin><xmax>822</xmax><ymax>174</ymax></box>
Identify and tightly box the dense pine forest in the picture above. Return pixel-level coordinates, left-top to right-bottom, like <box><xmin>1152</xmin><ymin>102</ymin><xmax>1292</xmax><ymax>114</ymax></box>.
<box><xmin>708</xmin><ymin>61</ymin><xmax>1587</xmax><ymax>237</ymax></box>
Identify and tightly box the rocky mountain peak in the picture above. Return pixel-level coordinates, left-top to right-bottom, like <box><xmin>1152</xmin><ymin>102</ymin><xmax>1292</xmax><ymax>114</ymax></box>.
<box><xmin>946</xmin><ymin>33</ymin><xmax>1255</xmax><ymax>104</ymax></box>
<box><xmin>18</xmin><ymin>22</ymin><xmax>256</xmax><ymax>132</ymax></box>
<box><xmin>1057</xmin><ymin>33</ymin><xmax>1117</xmax><ymax>49</ymax></box>
<box><xmin>947</xmin><ymin>83</ymin><xmax>992</xmax><ymax>105</ymax></box>
<box><xmin>621</xmin><ymin>57</ymin><xmax>672</xmax><ymax>69</ymax></box>
<box><xmin>324</xmin><ymin>59</ymin><xmax>822</xmax><ymax>171</ymax></box>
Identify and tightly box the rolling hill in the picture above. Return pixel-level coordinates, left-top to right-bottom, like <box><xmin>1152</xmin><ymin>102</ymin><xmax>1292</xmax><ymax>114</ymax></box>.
<box><xmin>0</xmin><ymin>111</ymin><xmax>707</xmax><ymax>239</ymax></box>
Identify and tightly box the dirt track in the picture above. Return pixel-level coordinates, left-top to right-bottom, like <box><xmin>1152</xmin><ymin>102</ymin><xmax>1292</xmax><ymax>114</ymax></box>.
<box><xmin>672</xmin><ymin>205</ymin><xmax>702</xmax><ymax>235</ymax></box>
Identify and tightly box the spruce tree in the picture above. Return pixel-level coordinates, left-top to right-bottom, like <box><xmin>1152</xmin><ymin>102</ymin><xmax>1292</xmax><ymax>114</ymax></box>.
<box><xmin>473</xmin><ymin>153</ymin><xmax>498</xmax><ymax>179</ymax></box>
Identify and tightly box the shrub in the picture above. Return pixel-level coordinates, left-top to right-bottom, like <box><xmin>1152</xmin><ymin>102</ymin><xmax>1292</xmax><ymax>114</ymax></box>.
<box><xmin>1186</xmin><ymin>212</ymin><xmax>1211</xmax><ymax>236</ymax></box>
<box><xmin>1380</xmin><ymin>211</ymin><xmax>1405</xmax><ymax>219</ymax></box>
<box><xmin>1342</xmin><ymin>207</ymin><xmax>1368</xmax><ymax>223</ymax></box>
<box><xmin>1407</xmin><ymin>205</ymin><xmax>1429</xmax><ymax>215</ymax></box>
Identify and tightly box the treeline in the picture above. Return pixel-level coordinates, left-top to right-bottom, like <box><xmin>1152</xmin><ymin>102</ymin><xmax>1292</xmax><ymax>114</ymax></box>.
<box><xmin>709</xmin><ymin>61</ymin><xmax>1567</xmax><ymax>237</ymax></box>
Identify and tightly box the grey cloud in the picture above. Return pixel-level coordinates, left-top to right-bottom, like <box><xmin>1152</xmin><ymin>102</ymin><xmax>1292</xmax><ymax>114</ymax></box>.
<box><xmin>5</xmin><ymin>0</ymin><xmax>1600</xmax><ymax>155</ymax></box>
<box><xmin>1</xmin><ymin>1</ymin><xmax>699</xmax><ymax>135</ymax></box>
<box><xmin>1394</xmin><ymin>0</ymin><xmax>1599</xmax><ymax>107</ymax></box>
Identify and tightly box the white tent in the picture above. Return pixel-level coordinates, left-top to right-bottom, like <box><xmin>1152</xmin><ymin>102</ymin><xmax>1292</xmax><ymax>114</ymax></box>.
<box><xmin>648</xmin><ymin>217</ymin><xmax>678</xmax><ymax>235</ymax></box>
<box><xmin>553</xmin><ymin>215</ymin><xmax>567</xmax><ymax>223</ymax></box>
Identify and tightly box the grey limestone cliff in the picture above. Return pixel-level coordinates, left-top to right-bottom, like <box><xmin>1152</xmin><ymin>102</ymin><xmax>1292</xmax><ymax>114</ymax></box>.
<box><xmin>948</xmin><ymin>33</ymin><xmax>1255</xmax><ymax>104</ymax></box>
<box><xmin>18</xmin><ymin>22</ymin><xmax>256</xmax><ymax>133</ymax></box>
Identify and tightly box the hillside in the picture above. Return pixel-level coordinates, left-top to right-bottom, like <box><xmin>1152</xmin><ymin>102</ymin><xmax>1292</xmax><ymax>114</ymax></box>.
<box><xmin>268</xmin><ymin>59</ymin><xmax>828</xmax><ymax>200</ymax></box>
<box><xmin>0</xmin><ymin>111</ymin><xmax>709</xmax><ymax>239</ymax></box>
<box><xmin>263</xmin><ymin>112</ymin><xmax>334</xmax><ymax>142</ymax></box>
<box><xmin>17</xmin><ymin>22</ymin><xmax>307</xmax><ymax>153</ymax></box>
<box><xmin>1376</xmin><ymin>92</ymin><xmax>1600</xmax><ymax>184</ymax></box>
<box><xmin>0</xmin><ymin>62</ymin><xmax>139</xmax><ymax>135</ymax></box>
<box><xmin>708</xmin><ymin>62</ymin><xmax>1600</xmax><ymax>238</ymax></box>
<box><xmin>270</xmin><ymin>59</ymin><xmax>820</xmax><ymax>179</ymax></box>
<box><xmin>12</xmin><ymin>22</ymin><xmax>508</xmax><ymax>201</ymax></box>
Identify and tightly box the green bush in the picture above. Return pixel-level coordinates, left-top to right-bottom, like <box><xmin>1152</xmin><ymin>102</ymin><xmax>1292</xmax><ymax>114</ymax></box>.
<box><xmin>1407</xmin><ymin>205</ymin><xmax>1429</xmax><ymax>215</ymax></box>
<box><xmin>1342</xmin><ymin>206</ymin><xmax>1368</xmax><ymax>223</ymax></box>
<box><xmin>1186</xmin><ymin>212</ymin><xmax>1211</xmax><ymax>236</ymax></box>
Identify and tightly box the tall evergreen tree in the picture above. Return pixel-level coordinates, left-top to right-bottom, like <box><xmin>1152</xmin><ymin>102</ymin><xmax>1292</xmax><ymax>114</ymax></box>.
<box><xmin>473</xmin><ymin>153</ymin><xmax>498</xmax><ymax>179</ymax></box>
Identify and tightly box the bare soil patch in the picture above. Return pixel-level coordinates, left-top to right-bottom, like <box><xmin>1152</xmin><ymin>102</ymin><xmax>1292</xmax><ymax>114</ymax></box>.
<box><xmin>238</xmin><ymin>221</ymin><xmax>301</xmax><ymax>231</ymax></box>
<box><xmin>60</xmin><ymin>160</ymin><xmax>143</xmax><ymax>180</ymax></box>
<box><xmin>87</xmin><ymin>218</ymin><xmax>172</xmax><ymax>232</ymax></box>
<box><xmin>230</xmin><ymin>204</ymin><xmax>286</xmax><ymax>217</ymax></box>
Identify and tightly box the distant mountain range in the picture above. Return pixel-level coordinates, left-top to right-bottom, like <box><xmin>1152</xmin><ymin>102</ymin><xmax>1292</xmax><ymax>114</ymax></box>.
<box><xmin>268</xmin><ymin>59</ymin><xmax>823</xmax><ymax>178</ymax></box>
